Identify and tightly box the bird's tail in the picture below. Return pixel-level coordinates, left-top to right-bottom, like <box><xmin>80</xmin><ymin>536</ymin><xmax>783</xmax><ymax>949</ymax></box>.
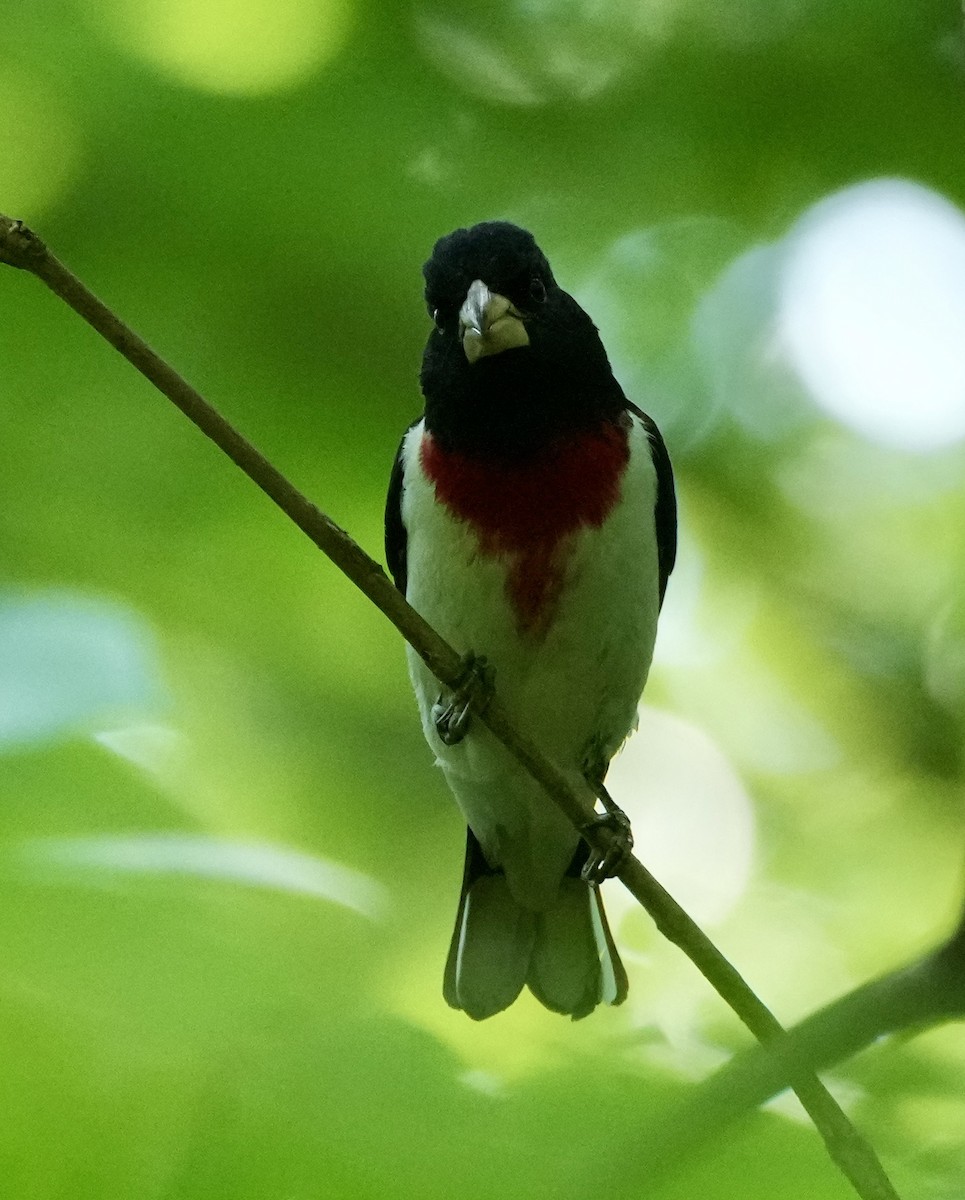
<box><xmin>443</xmin><ymin>831</ymin><xmax>628</xmax><ymax>1020</ymax></box>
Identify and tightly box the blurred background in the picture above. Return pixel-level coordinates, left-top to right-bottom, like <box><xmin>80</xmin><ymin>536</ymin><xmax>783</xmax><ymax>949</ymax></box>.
<box><xmin>2</xmin><ymin>0</ymin><xmax>965</xmax><ymax>1196</ymax></box>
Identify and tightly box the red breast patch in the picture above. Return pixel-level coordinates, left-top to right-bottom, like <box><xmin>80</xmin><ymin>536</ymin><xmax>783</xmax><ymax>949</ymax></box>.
<box><xmin>420</xmin><ymin>423</ymin><xmax>630</xmax><ymax>636</ymax></box>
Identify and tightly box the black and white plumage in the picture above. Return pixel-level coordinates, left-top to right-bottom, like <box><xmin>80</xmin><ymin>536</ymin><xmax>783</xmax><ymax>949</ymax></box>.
<box><xmin>385</xmin><ymin>222</ymin><xmax>676</xmax><ymax>1020</ymax></box>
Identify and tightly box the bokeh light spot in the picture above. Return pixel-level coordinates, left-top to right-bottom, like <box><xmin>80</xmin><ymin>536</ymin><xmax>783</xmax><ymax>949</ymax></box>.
<box><xmin>415</xmin><ymin>2</ymin><xmax>640</xmax><ymax>106</ymax></box>
<box><xmin>778</xmin><ymin>179</ymin><xmax>965</xmax><ymax>452</ymax></box>
<box><xmin>10</xmin><ymin>833</ymin><xmax>388</xmax><ymax>919</ymax></box>
<box><xmin>0</xmin><ymin>591</ymin><xmax>159</xmax><ymax>751</ymax></box>
<box><xmin>578</xmin><ymin>218</ymin><xmax>745</xmax><ymax>451</ymax></box>
<box><xmin>94</xmin><ymin>0</ymin><xmax>353</xmax><ymax>95</ymax></box>
<box><xmin>606</xmin><ymin>707</ymin><xmax>755</xmax><ymax>930</ymax></box>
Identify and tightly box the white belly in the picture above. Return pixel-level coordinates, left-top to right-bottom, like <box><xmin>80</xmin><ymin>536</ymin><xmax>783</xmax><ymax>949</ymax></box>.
<box><xmin>400</xmin><ymin>416</ymin><xmax>660</xmax><ymax>907</ymax></box>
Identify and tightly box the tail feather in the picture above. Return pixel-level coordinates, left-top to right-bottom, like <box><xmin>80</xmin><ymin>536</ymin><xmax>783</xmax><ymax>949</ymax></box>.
<box><xmin>445</xmin><ymin>829</ymin><xmax>627</xmax><ymax>1020</ymax></box>
<box><xmin>444</xmin><ymin>827</ymin><xmax>496</xmax><ymax>1010</ymax></box>
<box><xmin>446</xmin><ymin>875</ymin><xmax>536</xmax><ymax>1019</ymax></box>
<box><xmin>527</xmin><ymin>877</ymin><xmax>602</xmax><ymax>1018</ymax></box>
<box><xmin>590</xmin><ymin>885</ymin><xmax>629</xmax><ymax>1007</ymax></box>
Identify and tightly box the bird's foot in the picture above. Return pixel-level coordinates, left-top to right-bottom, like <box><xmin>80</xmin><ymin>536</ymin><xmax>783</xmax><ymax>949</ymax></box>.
<box><xmin>580</xmin><ymin>782</ymin><xmax>633</xmax><ymax>884</ymax></box>
<box><xmin>432</xmin><ymin>653</ymin><xmax>494</xmax><ymax>746</ymax></box>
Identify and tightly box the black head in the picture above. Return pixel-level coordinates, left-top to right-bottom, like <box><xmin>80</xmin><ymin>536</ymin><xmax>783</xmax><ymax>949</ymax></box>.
<box><xmin>419</xmin><ymin>222</ymin><xmax>626</xmax><ymax>459</ymax></box>
<box><xmin>424</xmin><ymin>222</ymin><xmax>554</xmax><ymax>328</ymax></box>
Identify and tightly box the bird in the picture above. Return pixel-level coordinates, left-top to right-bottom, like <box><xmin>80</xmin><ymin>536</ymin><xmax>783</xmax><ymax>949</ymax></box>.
<box><xmin>385</xmin><ymin>221</ymin><xmax>676</xmax><ymax>1020</ymax></box>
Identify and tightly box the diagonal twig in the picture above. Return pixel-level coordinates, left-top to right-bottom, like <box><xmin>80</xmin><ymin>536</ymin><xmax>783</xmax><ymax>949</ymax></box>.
<box><xmin>644</xmin><ymin>913</ymin><xmax>965</xmax><ymax>1176</ymax></box>
<box><xmin>0</xmin><ymin>213</ymin><xmax>901</xmax><ymax>1200</ymax></box>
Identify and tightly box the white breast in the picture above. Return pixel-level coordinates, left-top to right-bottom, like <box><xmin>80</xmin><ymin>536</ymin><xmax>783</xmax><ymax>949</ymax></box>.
<box><xmin>399</xmin><ymin>416</ymin><xmax>661</xmax><ymax>908</ymax></box>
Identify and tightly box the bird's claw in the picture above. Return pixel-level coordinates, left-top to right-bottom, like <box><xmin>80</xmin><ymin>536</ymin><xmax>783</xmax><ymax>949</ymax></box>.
<box><xmin>432</xmin><ymin>654</ymin><xmax>494</xmax><ymax>746</ymax></box>
<box><xmin>580</xmin><ymin>806</ymin><xmax>633</xmax><ymax>885</ymax></box>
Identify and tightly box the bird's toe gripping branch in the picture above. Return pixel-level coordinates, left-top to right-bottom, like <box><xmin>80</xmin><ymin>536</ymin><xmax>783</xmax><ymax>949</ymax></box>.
<box><xmin>580</xmin><ymin>781</ymin><xmax>634</xmax><ymax>885</ymax></box>
<box><xmin>432</xmin><ymin>653</ymin><xmax>494</xmax><ymax>746</ymax></box>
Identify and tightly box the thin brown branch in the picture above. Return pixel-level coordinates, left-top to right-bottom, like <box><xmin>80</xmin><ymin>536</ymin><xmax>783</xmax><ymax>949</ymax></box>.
<box><xmin>0</xmin><ymin>213</ymin><xmax>901</xmax><ymax>1200</ymax></box>
<box><xmin>648</xmin><ymin>913</ymin><xmax>965</xmax><ymax>1172</ymax></box>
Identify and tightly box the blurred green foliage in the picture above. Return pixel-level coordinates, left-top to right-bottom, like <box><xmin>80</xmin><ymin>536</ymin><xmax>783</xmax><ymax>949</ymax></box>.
<box><xmin>2</xmin><ymin>0</ymin><xmax>965</xmax><ymax>1196</ymax></box>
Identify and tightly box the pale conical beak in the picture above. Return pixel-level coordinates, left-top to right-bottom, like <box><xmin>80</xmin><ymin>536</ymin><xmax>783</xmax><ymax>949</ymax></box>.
<box><xmin>459</xmin><ymin>279</ymin><xmax>529</xmax><ymax>364</ymax></box>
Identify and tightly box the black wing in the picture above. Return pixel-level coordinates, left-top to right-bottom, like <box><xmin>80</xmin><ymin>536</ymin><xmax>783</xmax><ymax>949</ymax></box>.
<box><xmin>384</xmin><ymin>443</ymin><xmax>408</xmax><ymax>594</ymax></box>
<box><xmin>385</xmin><ymin>421</ymin><xmax>420</xmax><ymax>594</ymax></box>
<box><xmin>627</xmin><ymin>402</ymin><xmax>677</xmax><ymax>609</ymax></box>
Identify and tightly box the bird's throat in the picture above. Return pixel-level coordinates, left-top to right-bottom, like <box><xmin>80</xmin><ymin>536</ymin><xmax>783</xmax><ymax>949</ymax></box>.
<box><xmin>420</xmin><ymin>422</ymin><xmax>630</xmax><ymax>637</ymax></box>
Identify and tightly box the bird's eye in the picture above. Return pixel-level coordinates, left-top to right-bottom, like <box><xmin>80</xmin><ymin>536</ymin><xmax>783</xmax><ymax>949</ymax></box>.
<box><xmin>432</xmin><ymin>307</ymin><xmax>444</xmax><ymax>330</ymax></box>
<box><xmin>529</xmin><ymin>277</ymin><xmax>547</xmax><ymax>304</ymax></box>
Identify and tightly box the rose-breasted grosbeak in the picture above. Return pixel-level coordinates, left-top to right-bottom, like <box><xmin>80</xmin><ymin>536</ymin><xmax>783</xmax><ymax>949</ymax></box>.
<box><xmin>386</xmin><ymin>222</ymin><xmax>676</xmax><ymax>1019</ymax></box>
